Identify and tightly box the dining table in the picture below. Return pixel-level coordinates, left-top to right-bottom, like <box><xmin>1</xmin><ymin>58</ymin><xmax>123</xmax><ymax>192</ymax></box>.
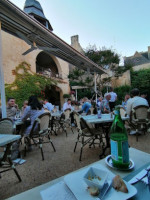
<box><xmin>0</xmin><ymin>134</ymin><xmax>22</xmax><ymax>182</ymax></box>
<box><xmin>7</xmin><ymin>147</ymin><xmax>150</xmax><ymax>200</ymax></box>
<box><xmin>82</xmin><ymin>114</ymin><xmax>129</xmax><ymax>158</ymax></box>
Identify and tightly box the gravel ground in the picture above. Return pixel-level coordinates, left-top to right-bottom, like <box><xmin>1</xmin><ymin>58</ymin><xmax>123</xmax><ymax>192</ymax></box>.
<box><xmin>0</xmin><ymin>127</ymin><xmax>150</xmax><ymax>200</ymax></box>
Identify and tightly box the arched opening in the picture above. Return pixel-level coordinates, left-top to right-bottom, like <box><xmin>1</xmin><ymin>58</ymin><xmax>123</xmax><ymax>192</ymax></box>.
<box><xmin>36</xmin><ymin>52</ymin><xmax>61</xmax><ymax>106</ymax></box>
<box><xmin>44</xmin><ymin>85</ymin><xmax>61</xmax><ymax>108</ymax></box>
<box><xmin>36</xmin><ymin>51</ymin><xmax>59</xmax><ymax>77</ymax></box>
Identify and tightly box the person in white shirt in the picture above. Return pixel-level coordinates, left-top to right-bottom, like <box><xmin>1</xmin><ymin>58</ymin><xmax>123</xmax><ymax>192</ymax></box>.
<box><xmin>126</xmin><ymin>88</ymin><xmax>149</xmax><ymax>135</ymax></box>
<box><xmin>126</xmin><ymin>88</ymin><xmax>149</xmax><ymax>116</ymax></box>
<box><xmin>109</xmin><ymin>87</ymin><xmax>117</xmax><ymax>111</ymax></box>
<box><xmin>63</xmin><ymin>99</ymin><xmax>72</xmax><ymax>112</ymax></box>
<box><xmin>63</xmin><ymin>99</ymin><xmax>75</xmax><ymax>126</ymax></box>
<box><xmin>43</xmin><ymin>99</ymin><xmax>54</xmax><ymax>112</ymax></box>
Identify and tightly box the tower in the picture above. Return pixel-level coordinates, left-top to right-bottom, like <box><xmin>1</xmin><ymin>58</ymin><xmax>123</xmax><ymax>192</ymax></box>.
<box><xmin>24</xmin><ymin>0</ymin><xmax>53</xmax><ymax>31</ymax></box>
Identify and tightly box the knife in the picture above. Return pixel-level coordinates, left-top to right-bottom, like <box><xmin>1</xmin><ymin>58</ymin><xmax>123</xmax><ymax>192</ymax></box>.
<box><xmin>128</xmin><ymin>169</ymin><xmax>148</xmax><ymax>185</ymax></box>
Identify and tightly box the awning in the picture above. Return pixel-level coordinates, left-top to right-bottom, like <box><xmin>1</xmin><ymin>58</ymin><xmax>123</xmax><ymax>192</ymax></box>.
<box><xmin>0</xmin><ymin>0</ymin><xmax>105</xmax><ymax>74</ymax></box>
<box><xmin>0</xmin><ymin>0</ymin><xmax>105</xmax><ymax>118</ymax></box>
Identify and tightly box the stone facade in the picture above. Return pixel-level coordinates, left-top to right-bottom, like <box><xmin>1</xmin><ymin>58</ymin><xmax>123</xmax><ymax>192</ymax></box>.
<box><xmin>1</xmin><ymin>30</ymin><xmax>70</xmax><ymax>107</ymax></box>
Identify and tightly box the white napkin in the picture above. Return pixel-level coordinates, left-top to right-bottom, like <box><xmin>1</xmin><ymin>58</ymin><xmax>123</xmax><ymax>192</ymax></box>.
<box><xmin>128</xmin><ymin>165</ymin><xmax>150</xmax><ymax>185</ymax></box>
<box><xmin>40</xmin><ymin>181</ymin><xmax>76</xmax><ymax>200</ymax></box>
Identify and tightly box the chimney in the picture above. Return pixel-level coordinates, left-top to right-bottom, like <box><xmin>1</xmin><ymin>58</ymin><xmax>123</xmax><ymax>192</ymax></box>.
<box><xmin>148</xmin><ymin>46</ymin><xmax>150</xmax><ymax>60</ymax></box>
<box><xmin>71</xmin><ymin>35</ymin><xmax>84</xmax><ymax>54</ymax></box>
<box><xmin>71</xmin><ymin>35</ymin><xmax>79</xmax><ymax>47</ymax></box>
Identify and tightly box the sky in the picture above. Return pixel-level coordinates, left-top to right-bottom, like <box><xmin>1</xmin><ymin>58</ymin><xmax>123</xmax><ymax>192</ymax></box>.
<box><xmin>9</xmin><ymin>0</ymin><xmax>150</xmax><ymax>62</ymax></box>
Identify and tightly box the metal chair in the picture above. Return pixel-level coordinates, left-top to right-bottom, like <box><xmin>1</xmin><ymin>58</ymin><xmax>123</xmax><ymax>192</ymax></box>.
<box><xmin>129</xmin><ymin>105</ymin><xmax>150</xmax><ymax>141</ymax></box>
<box><xmin>64</xmin><ymin>109</ymin><xmax>74</xmax><ymax>134</ymax></box>
<box><xmin>51</xmin><ymin>112</ymin><xmax>68</xmax><ymax>136</ymax></box>
<box><xmin>73</xmin><ymin>112</ymin><xmax>104</xmax><ymax>161</ymax></box>
<box><xmin>24</xmin><ymin>112</ymin><xmax>56</xmax><ymax>160</ymax></box>
<box><xmin>0</xmin><ymin>118</ymin><xmax>14</xmax><ymax>134</ymax></box>
<box><xmin>52</xmin><ymin>110</ymin><xmax>74</xmax><ymax>137</ymax></box>
<box><xmin>0</xmin><ymin>119</ymin><xmax>22</xmax><ymax>181</ymax></box>
<box><xmin>120</xmin><ymin>107</ymin><xmax>127</xmax><ymax>117</ymax></box>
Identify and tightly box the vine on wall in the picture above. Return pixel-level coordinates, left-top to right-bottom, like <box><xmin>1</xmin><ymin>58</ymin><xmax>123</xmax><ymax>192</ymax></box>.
<box><xmin>5</xmin><ymin>62</ymin><xmax>57</xmax><ymax>108</ymax></box>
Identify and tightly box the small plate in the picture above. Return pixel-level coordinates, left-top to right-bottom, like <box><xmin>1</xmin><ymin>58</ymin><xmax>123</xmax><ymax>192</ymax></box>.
<box><xmin>64</xmin><ymin>163</ymin><xmax>137</xmax><ymax>200</ymax></box>
<box><xmin>105</xmin><ymin>155</ymin><xmax>134</xmax><ymax>171</ymax></box>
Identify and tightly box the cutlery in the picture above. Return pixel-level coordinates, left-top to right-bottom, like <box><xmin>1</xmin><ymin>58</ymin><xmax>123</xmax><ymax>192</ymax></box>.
<box><xmin>129</xmin><ymin>166</ymin><xmax>150</xmax><ymax>185</ymax></box>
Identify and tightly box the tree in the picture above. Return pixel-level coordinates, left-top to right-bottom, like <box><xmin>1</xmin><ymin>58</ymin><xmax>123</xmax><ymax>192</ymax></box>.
<box><xmin>85</xmin><ymin>45</ymin><xmax>120</xmax><ymax>70</ymax></box>
<box><xmin>85</xmin><ymin>45</ymin><xmax>133</xmax><ymax>90</ymax></box>
<box><xmin>68</xmin><ymin>45</ymin><xmax>132</xmax><ymax>99</ymax></box>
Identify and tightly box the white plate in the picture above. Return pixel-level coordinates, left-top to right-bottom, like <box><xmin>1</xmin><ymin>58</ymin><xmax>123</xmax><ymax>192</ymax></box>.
<box><xmin>105</xmin><ymin>155</ymin><xmax>135</xmax><ymax>171</ymax></box>
<box><xmin>64</xmin><ymin>164</ymin><xmax>137</xmax><ymax>200</ymax></box>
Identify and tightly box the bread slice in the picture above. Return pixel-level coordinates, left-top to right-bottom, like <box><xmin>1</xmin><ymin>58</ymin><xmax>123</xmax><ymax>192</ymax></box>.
<box><xmin>87</xmin><ymin>187</ymin><xmax>100</xmax><ymax>196</ymax></box>
<box><xmin>112</xmin><ymin>175</ymin><xmax>128</xmax><ymax>193</ymax></box>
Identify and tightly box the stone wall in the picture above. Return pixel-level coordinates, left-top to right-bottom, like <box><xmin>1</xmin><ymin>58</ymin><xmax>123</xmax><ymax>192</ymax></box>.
<box><xmin>1</xmin><ymin>30</ymin><xmax>70</xmax><ymax>106</ymax></box>
<box><xmin>106</xmin><ymin>63</ymin><xmax>150</xmax><ymax>88</ymax></box>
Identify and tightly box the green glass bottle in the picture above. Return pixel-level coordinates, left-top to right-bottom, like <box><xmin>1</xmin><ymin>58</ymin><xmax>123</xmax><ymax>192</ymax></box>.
<box><xmin>110</xmin><ymin>107</ymin><xmax>129</xmax><ymax>169</ymax></box>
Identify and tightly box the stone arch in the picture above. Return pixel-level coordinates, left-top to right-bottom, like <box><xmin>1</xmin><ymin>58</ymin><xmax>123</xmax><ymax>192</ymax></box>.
<box><xmin>36</xmin><ymin>51</ymin><xmax>63</xmax><ymax>107</ymax></box>
<box><xmin>44</xmin><ymin>85</ymin><xmax>62</xmax><ymax>108</ymax></box>
<box><xmin>49</xmin><ymin>54</ymin><xmax>63</xmax><ymax>78</ymax></box>
<box><xmin>36</xmin><ymin>51</ymin><xmax>59</xmax><ymax>77</ymax></box>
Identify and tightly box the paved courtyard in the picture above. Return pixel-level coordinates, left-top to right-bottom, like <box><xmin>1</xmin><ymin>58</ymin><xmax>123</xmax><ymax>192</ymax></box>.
<box><xmin>0</xmin><ymin>127</ymin><xmax>150</xmax><ymax>200</ymax></box>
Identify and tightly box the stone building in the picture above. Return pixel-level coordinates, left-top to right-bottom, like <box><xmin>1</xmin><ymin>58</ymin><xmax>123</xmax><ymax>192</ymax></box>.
<box><xmin>1</xmin><ymin>0</ymin><xmax>70</xmax><ymax>107</ymax></box>
<box><xmin>124</xmin><ymin>47</ymin><xmax>150</xmax><ymax>71</ymax></box>
<box><xmin>112</xmin><ymin>47</ymin><xmax>150</xmax><ymax>88</ymax></box>
<box><xmin>101</xmin><ymin>47</ymin><xmax>150</xmax><ymax>88</ymax></box>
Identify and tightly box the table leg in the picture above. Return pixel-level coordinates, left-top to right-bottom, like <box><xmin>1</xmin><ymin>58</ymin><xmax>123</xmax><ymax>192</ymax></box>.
<box><xmin>99</xmin><ymin>123</ymin><xmax>111</xmax><ymax>159</ymax></box>
<box><xmin>50</xmin><ymin>117</ymin><xmax>58</xmax><ymax>136</ymax></box>
<box><xmin>1</xmin><ymin>143</ymin><xmax>22</xmax><ymax>182</ymax></box>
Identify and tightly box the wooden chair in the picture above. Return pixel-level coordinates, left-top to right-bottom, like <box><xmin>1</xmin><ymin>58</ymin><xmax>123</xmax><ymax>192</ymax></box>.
<box><xmin>129</xmin><ymin>105</ymin><xmax>150</xmax><ymax>141</ymax></box>
<box><xmin>24</xmin><ymin>112</ymin><xmax>56</xmax><ymax>160</ymax></box>
<box><xmin>73</xmin><ymin>112</ymin><xmax>104</xmax><ymax>161</ymax></box>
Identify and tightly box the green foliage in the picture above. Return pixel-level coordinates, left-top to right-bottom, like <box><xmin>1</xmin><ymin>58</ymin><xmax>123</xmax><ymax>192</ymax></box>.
<box><xmin>68</xmin><ymin>68</ymin><xmax>93</xmax><ymax>87</ymax></box>
<box><xmin>77</xmin><ymin>89</ymin><xmax>93</xmax><ymax>100</ymax></box>
<box><xmin>114</xmin><ymin>85</ymin><xmax>131</xmax><ymax>104</ymax></box>
<box><xmin>85</xmin><ymin>45</ymin><xmax>120</xmax><ymax>68</ymax></box>
<box><xmin>85</xmin><ymin>45</ymin><xmax>133</xmax><ymax>86</ymax></box>
<box><xmin>131</xmin><ymin>68</ymin><xmax>150</xmax><ymax>96</ymax></box>
<box><xmin>63</xmin><ymin>94</ymin><xmax>71</xmax><ymax>98</ymax></box>
<box><xmin>113</xmin><ymin>64</ymin><xmax>133</xmax><ymax>77</ymax></box>
<box><xmin>5</xmin><ymin>62</ymin><xmax>57</xmax><ymax>108</ymax></box>
<box><xmin>102</xmin><ymin>85</ymin><xmax>131</xmax><ymax>104</ymax></box>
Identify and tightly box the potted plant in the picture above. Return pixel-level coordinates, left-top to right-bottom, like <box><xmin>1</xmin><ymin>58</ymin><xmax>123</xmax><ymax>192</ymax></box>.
<box><xmin>63</xmin><ymin>94</ymin><xmax>71</xmax><ymax>99</ymax></box>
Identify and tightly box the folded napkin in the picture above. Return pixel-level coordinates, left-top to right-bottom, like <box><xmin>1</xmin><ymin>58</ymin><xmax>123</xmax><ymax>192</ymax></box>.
<box><xmin>128</xmin><ymin>165</ymin><xmax>150</xmax><ymax>185</ymax></box>
<box><xmin>40</xmin><ymin>181</ymin><xmax>76</xmax><ymax>200</ymax></box>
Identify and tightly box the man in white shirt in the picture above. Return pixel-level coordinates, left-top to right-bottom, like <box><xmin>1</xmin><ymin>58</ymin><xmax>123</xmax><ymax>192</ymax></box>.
<box><xmin>126</xmin><ymin>88</ymin><xmax>149</xmax><ymax>135</ymax></box>
<box><xmin>63</xmin><ymin>99</ymin><xmax>75</xmax><ymax>126</ymax></box>
<box><xmin>44</xmin><ymin>99</ymin><xmax>54</xmax><ymax>112</ymax></box>
<box><xmin>126</xmin><ymin>88</ymin><xmax>149</xmax><ymax>116</ymax></box>
<box><xmin>109</xmin><ymin>87</ymin><xmax>117</xmax><ymax>111</ymax></box>
<box><xmin>63</xmin><ymin>99</ymin><xmax>72</xmax><ymax>112</ymax></box>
